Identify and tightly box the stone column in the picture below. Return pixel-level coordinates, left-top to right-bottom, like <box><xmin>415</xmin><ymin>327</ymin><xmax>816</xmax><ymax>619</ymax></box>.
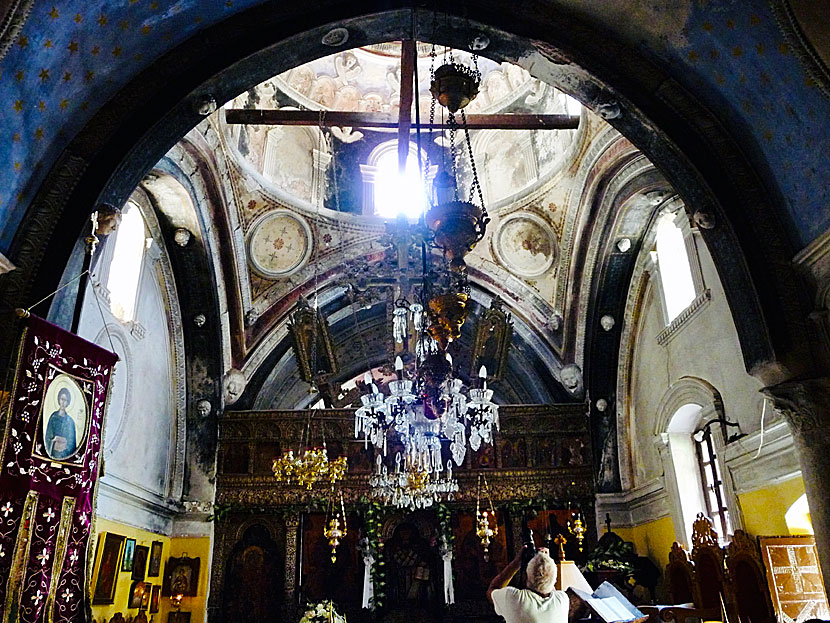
<box><xmin>763</xmin><ymin>378</ymin><xmax>830</xmax><ymax>595</ymax></box>
<box><xmin>284</xmin><ymin>511</ymin><xmax>301</xmax><ymax>618</ymax></box>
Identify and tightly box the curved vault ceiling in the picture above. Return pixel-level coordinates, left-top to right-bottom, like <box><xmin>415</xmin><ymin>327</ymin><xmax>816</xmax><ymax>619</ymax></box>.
<box><xmin>143</xmin><ymin>40</ymin><xmax>672</xmax><ymax>409</ymax></box>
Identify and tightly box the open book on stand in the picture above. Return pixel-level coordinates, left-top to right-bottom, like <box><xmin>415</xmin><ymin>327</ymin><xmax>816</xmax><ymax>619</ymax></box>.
<box><xmin>568</xmin><ymin>582</ymin><xmax>649</xmax><ymax>623</ymax></box>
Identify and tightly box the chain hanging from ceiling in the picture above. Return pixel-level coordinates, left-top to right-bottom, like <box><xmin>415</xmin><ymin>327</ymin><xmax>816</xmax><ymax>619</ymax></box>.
<box><xmin>352</xmin><ymin>38</ymin><xmax>499</xmax><ymax>509</ymax></box>
<box><xmin>273</xmin><ymin>114</ymin><xmax>349</xmax><ymax>492</ymax></box>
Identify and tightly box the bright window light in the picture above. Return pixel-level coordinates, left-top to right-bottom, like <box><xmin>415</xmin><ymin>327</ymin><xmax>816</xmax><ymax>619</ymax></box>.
<box><xmin>563</xmin><ymin>94</ymin><xmax>582</xmax><ymax>116</ymax></box>
<box><xmin>656</xmin><ymin>213</ymin><xmax>696</xmax><ymax>322</ymax></box>
<box><xmin>107</xmin><ymin>204</ymin><xmax>146</xmax><ymax>322</ymax></box>
<box><xmin>373</xmin><ymin>142</ymin><xmax>428</xmax><ymax>220</ymax></box>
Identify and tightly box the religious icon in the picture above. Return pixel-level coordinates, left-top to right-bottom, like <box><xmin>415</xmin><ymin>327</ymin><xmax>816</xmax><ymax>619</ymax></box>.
<box><xmin>470</xmin><ymin>297</ymin><xmax>512</xmax><ymax>381</ymax></box>
<box><xmin>141</xmin><ymin>583</ymin><xmax>153</xmax><ymax>610</ymax></box>
<box><xmin>122</xmin><ymin>538</ymin><xmax>136</xmax><ymax>572</ymax></box>
<box><xmin>39</xmin><ymin>370</ymin><xmax>89</xmax><ymax>461</ymax></box>
<box><xmin>132</xmin><ymin>545</ymin><xmax>150</xmax><ymax>581</ymax></box>
<box><xmin>149</xmin><ymin>540</ymin><xmax>164</xmax><ymax>577</ymax></box>
<box><xmin>93</xmin><ymin>532</ymin><xmax>126</xmax><ymax>604</ymax></box>
<box><xmin>150</xmin><ymin>585</ymin><xmax>161</xmax><ymax>613</ymax></box>
<box><xmin>128</xmin><ymin>581</ymin><xmax>148</xmax><ymax>609</ymax></box>
<box><xmin>163</xmin><ymin>556</ymin><xmax>201</xmax><ymax>597</ymax></box>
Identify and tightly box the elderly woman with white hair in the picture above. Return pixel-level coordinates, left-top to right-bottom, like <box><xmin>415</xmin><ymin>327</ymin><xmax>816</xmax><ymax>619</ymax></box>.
<box><xmin>487</xmin><ymin>546</ymin><xmax>569</xmax><ymax>622</ymax></box>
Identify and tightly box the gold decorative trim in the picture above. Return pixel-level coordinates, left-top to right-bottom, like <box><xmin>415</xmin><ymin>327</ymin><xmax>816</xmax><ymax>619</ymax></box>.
<box><xmin>289</xmin><ymin>298</ymin><xmax>338</xmax><ymax>382</ymax></box>
<box><xmin>470</xmin><ymin>297</ymin><xmax>512</xmax><ymax>381</ymax></box>
<box><xmin>44</xmin><ymin>497</ymin><xmax>76</xmax><ymax>623</ymax></box>
<box><xmin>3</xmin><ymin>491</ymin><xmax>38</xmax><ymax>623</ymax></box>
<box><xmin>0</xmin><ymin>325</ymin><xmax>27</xmax><ymax>467</ymax></box>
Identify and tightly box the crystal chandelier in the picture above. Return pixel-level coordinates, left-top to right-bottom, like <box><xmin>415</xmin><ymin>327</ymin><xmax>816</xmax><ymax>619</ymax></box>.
<box><xmin>370</xmin><ymin>454</ymin><xmax>459</xmax><ymax>510</ymax></box>
<box><xmin>352</xmin><ymin>42</ymin><xmax>498</xmax><ymax>506</ymax></box>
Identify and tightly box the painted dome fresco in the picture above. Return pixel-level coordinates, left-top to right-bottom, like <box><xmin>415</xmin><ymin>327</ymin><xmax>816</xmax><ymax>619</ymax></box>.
<box><xmin>220</xmin><ymin>43</ymin><xmax>583</xmax><ymax>213</ymax></box>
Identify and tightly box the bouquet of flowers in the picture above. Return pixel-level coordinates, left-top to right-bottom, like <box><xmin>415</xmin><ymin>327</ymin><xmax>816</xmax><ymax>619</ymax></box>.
<box><xmin>299</xmin><ymin>600</ymin><xmax>346</xmax><ymax>623</ymax></box>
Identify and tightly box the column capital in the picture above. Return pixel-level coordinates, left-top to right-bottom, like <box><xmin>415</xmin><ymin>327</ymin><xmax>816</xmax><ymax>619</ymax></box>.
<box><xmin>283</xmin><ymin>509</ymin><xmax>301</xmax><ymax>529</ymax></box>
<box><xmin>762</xmin><ymin>377</ymin><xmax>830</xmax><ymax>437</ymax></box>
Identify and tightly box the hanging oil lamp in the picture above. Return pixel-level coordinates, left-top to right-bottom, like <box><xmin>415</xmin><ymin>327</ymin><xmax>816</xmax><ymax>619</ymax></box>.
<box><xmin>429</xmin><ymin>60</ymin><xmax>480</xmax><ymax>113</ymax></box>
<box><xmin>426</xmin><ymin>50</ymin><xmax>489</xmax><ymax>274</ymax></box>
<box><xmin>567</xmin><ymin>508</ymin><xmax>587</xmax><ymax>552</ymax></box>
<box><xmin>324</xmin><ymin>493</ymin><xmax>348</xmax><ymax>564</ymax></box>
<box><xmin>476</xmin><ymin>474</ymin><xmax>498</xmax><ymax>561</ymax></box>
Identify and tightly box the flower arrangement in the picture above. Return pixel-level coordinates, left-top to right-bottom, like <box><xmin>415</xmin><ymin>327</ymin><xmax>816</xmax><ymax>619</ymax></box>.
<box><xmin>299</xmin><ymin>600</ymin><xmax>346</xmax><ymax>623</ymax></box>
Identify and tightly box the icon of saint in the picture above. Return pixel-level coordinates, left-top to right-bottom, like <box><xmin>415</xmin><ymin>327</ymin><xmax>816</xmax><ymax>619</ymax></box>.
<box><xmin>45</xmin><ymin>387</ymin><xmax>77</xmax><ymax>459</ymax></box>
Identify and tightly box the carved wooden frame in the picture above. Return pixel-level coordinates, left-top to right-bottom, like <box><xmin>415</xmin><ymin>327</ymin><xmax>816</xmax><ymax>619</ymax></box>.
<box><xmin>470</xmin><ymin>296</ymin><xmax>513</xmax><ymax>381</ymax></box>
<box><xmin>289</xmin><ymin>298</ymin><xmax>338</xmax><ymax>382</ymax></box>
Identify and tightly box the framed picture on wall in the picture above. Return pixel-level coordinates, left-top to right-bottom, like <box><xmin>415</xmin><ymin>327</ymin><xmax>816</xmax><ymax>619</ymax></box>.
<box><xmin>150</xmin><ymin>585</ymin><xmax>161</xmax><ymax>613</ymax></box>
<box><xmin>140</xmin><ymin>583</ymin><xmax>152</xmax><ymax>610</ymax></box>
<box><xmin>132</xmin><ymin>545</ymin><xmax>150</xmax><ymax>581</ymax></box>
<box><xmin>162</xmin><ymin>556</ymin><xmax>201</xmax><ymax>597</ymax></box>
<box><xmin>122</xmin><ymin>538</ymin><xmax>136</xmax><ymax>572</ymax></box>
<box><xmin>128</xmin><ymin>581</ymin><xmax>149</xmax><ymax>609</ymax></box>
<box><xmin>148</xmin><ymin>540</ymin><xmax>163</xmax><ymax>577</ymax></box>
<box><xmin>92</xmin><ymin>532</ymin><xmax>125</xmax><ymax>605</ymax></box>
<box><xmin>759</xmin><ymin>536</ymin><xmax>830</xmax><ymax>621</ymax></box>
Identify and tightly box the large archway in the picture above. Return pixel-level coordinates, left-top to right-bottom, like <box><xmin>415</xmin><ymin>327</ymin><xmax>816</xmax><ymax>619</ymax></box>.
<box><xmin>1</xmin><ymin>4</ymin><xmax>812</xmax><ymax>386</ymax></box>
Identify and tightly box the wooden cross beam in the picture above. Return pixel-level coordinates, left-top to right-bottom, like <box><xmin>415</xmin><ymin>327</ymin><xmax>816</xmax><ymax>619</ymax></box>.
<box><xmin>224</xmin><ymin>38</ymin><xmax>580</xmax><ymax>178</ymax></box>
<box><xmin>223</xmin><ymin>109</ymin><xmax>581</xmax><ymax>131</ymax></box>
<box><xmin>397</xmin><ymin>39</ymin><xmax>417</xmax><ymax>174</ymax></box>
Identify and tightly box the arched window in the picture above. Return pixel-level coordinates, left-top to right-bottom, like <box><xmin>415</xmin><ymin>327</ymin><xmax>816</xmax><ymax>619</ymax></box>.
<box><xmin>106</xmin><ymin>203</ymin><xmax>147</xmax><ymax>322</ymax></box>
<box><xmin>656</xmin><ymin>379</ymin><xmax>738</xmax><ymax>546</ymax></box>
<box><xmin>693</xmin><ymin>426</ymin><xmax>733</xmax><ymax>540</ymax></box>
<box><xmin>655</xmin><ymin>212</ymin><xmax>696</xmax><ymax>322</ymax></box>
<box><xmin>360</xmin><ymin>140</ymin><xmax>432</xmax><ymax>220</ymax></box>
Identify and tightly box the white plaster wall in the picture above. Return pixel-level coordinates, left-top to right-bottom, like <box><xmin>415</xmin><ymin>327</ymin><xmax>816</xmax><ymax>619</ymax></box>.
<box><xmin>627</xmin><ymin>237</ymin><xmax>765</xmax><ymax>489</ymax></box>
<box><xmin>78</xmin><ymin>248</ymin><xmax>178</xmax><ymax>531</ymax></box>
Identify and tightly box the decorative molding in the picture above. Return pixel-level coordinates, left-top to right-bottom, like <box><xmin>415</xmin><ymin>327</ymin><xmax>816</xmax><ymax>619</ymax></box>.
<box><xmin>770</xmin><ymin>0</ymin><xmax>830</xmax><ymax>101</ymax></box>
<box><xmin>134</xmin><ymin>189</ymin><xmax>188</xmax><ymax>502</ymax></box>
<box><xmin>656</xmin><ymin>288</ymin><xmax>712</xmax><ymax>346</ymax></box>
<box><xmin>792</xmin><ymin>227</ymin><xmax>830</xmax><ymax>273</ymax></box>
<box><xmin>96</xmin><ymin>478</ymin><xmax>177</xmax><ymax>535</ymax></box>
<box><xmin>723</xmin><ymin>418</ymin><xmax>801</xmax><ymax>495</ymax></box>
<box><xmin>595</xmin><ymin>478</ymin><xmax>671</xmax><ymax>530</ymax></box>
<box><xmin>573</xmin><ymin>154</ymin><xmax>657</xmax><ymax>367</ymax></box>
<box><xmin>0</xmin><ymin>0</ymin><xmax>35</xmax><ymax>62</ymax></box>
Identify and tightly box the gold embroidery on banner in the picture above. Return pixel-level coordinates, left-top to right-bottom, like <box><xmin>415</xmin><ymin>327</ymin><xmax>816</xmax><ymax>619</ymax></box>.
<box><xmin>44</xmin><ymin>497</ymin><xmax>76</xmax><ymax>623</ymax></box>
<box><xmin>3</xmin><ymin>490</ymin><xmax>38</xmax><ymax>623</ymax></box>
<box><xmin>0</xmin><ymin>326</ymin><xmax>28</xmax><ymax>467</ymax></box>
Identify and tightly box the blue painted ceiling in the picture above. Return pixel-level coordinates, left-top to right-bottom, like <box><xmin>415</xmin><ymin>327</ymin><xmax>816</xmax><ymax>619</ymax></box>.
<box><xmin>1</xmin><ymin>0</ymin><xmax>828</xmax><ymax>250</ymax></box>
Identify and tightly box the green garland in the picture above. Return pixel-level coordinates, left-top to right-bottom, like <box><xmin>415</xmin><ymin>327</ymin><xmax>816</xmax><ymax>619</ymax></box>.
<box><xmin>363</xmin><ymin>502</ymin><xmax>386</xmax><ymax>611</ymax></box>
<box><xmin>436</xmin><ymin>503</ymin><xmax>453</xmax><ymax>548</ymax></box>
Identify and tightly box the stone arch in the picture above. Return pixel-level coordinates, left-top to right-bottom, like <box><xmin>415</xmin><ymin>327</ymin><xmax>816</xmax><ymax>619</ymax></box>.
<box><xmin>653</xmin><ymin>376</ymin><xmax>724</xmax><ymax>438</ymax></box>
<box><xmin>0</xmin><ymin>5</ymin><xmax>808</xmax><ymax>391</ymax></box>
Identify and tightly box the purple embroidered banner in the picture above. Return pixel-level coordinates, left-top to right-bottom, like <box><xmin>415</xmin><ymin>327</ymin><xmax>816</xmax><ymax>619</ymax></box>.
<box><xmin>0</xmin><ymin>315</ymin><xmax>117</xmax><ymax>623</ymax></box>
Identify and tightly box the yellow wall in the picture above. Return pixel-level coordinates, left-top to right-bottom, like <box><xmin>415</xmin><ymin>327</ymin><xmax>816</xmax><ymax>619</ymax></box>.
<box><xmin>614</xmin><ymin>515</ymin><xmax>677</xmax><ymax>568</ymax></box>
<box><xmin>168</xmin><ymin>536</ymin><xmax>212</xmax><ymax>622</ymax></box>
<box><xmin>90</xmin><ymin>518</ymin><xmax>172</xmax><ymax>623</ymax></box>
<box><xmin>738</xmin><ymin>476</ymin><xmax>806</xmax><ymax>536</ymax></box>
<box><xmin>90</xmin><ymin>518</ymin><xmax>211</xmax><ymax>623</ymax></box>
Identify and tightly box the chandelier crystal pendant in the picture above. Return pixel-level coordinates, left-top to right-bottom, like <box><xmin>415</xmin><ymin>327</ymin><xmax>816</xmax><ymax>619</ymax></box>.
<box><xmin>354</xmin><ymin>374</ymin><xmax>392</xmax><ymax>455</ymax></box>
<box><xmin>370</xmin><ymin>453</ymin><xmax>459</xmax><ymax>510</ymax></box>
<box><xmin>466</xmin><ymin>366</ymin><xmax>500</xmax><ymax>451</ymax></box>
